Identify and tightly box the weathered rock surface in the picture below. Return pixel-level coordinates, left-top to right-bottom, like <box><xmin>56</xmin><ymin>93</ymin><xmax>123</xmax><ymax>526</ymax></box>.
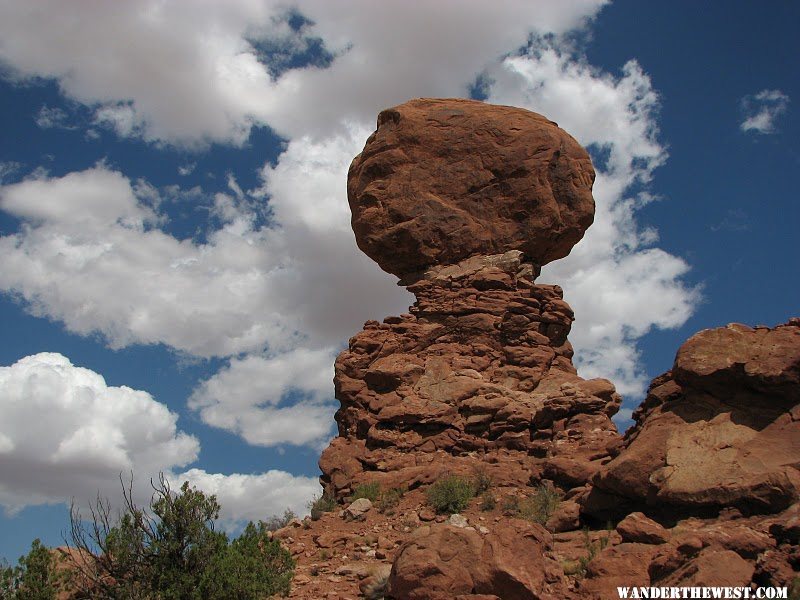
<box><xmin>348</xmin><ymin>98</ymin><xmax>595</xmax><ymax>278</ymax></box>
<box><xmin>282</xmin><ymin>101</ymin><xmax>800</xmax><ymax>599</ymax></box>
<box><xmin>582</xmin><ymin>320</ymin><xmax>800</xmax><ymax>522</ymax></box>
<box><xmin>387</xmin><ymin>520</ymin><xmax>554</xmax><ymax>600</ymax></box>
<box><xmin>319</xmin><ymin>250</ymin><xmax>621</xmax><ymax>500</ymax></box>
<box><xmin>616</xmin><ymin>512</ymin><xmax>670</xmax><ymax>545</ymax></box>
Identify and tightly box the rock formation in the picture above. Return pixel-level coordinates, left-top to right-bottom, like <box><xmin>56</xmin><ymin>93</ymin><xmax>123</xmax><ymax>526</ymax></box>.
<box><xmin>348</xmin><ymin>98</ymin><xmax>596</xmax><ymax>278</ymax></box>
<box><xmin>321</xmin><ymin>98</ymin><xmax>620</xmax><ymax>503</ymax></box>
<box><xmin>278</xmin><ymin>99</ymin><xmax>800</xmax><ymax>599</ymax></box>
<box><xmin>582</xmin><ymin>320</ymin><xmax>800</xmax><ymax>522</ymax></box>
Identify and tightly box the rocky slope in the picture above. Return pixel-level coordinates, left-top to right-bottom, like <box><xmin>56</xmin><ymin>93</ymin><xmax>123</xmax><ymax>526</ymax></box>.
<box><xmin>282</xmin><ymin>99</ymin><xmax>800</xmax><ymax>599</ymax></box>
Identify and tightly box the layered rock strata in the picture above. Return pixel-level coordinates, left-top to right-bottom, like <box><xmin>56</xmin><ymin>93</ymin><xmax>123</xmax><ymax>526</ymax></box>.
<box><xmin>320</xmin><ymin>250</ymin><xmax>621</xmax><ymax>499</ymax></box>
<box><xmin>320</xmin><ymin>98</ymin><xmax>620</xmax><ymax>503</ymax></box>
<box><xmin>301</xmin><ymin>98</ymin><xmax>800</xmax><ymax>598</ymax></box>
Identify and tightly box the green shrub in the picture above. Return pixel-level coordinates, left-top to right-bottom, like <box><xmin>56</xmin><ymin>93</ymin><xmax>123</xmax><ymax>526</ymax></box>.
<box><xmin>479</xmin><ymin>490</ymin><xmax>497</xmax><ymax>512</ymax></box>
<box><xmin>501</xmin><ymin>495</ymin><xmax>520</xmax><ymax>516</ymax></box>
<box><xmin>377</xmin><ymin>487</ymin><xmax>405</xmax><ymax>514</ymax></box>
<box><xmin>352</xmin><ymin>482</ymin><xmax>382</xmax><ymax>502</ymax></box>
<box><xmin>0</xmin><ymin>539</ymin><xmax>61</xmax><ymax>600</ymax></box>
<box><xmin>264</xmin><ymin>509</ymin><xmax>297</xmax><ymax>532</ymax></box>
<box><xmin>426</xmin><ymin>475</ymin><xmax>476</xmax><ymax>514</ymax></box>
<box><xmin>518</xmin><ymin>485</ymin><xmax>561</xmax><ymax>524</ymax></box>
<box><xmin>471</xmin><ymin>467</ymin><xmax>492</xmax><ymax>494</ymax></box>
<box><xmin>66</xmin><ymin>473</ymin><xmax>295</xmax><ymax>599</ymax></box>
<box><xmin>200</xmin><ymin>522</ymin><xmax>294</xmax><ymax>599</ymax></box>
<box><xmin>308</xmin><ymin>493</ymin><xmax>337</xmax><ymax>521</ymax></box>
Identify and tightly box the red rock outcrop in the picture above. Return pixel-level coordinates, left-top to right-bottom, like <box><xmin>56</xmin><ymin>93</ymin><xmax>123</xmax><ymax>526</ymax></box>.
<box><xmin>292</xmin><ymin>99</ymin><xmax>800</xmax><ymax>599</ymax></box>
<box><xmin>348</xmin><ymin>98</ymin><xmax>596</xmax><ymax>278</ymax></box>
<box><xmin>387</xmin><ymin>520</ymin><xmax>556</xmax><ymax>600</ymax></box>
<box><xmin>582</xmin><ymin>320</ymin><xmax>800</xmax><ymax>522</ymax></box>
<box><xmin>319</xmin><ymin>249</ymin><xmax>621</xmax><ymax>500</ymax></box>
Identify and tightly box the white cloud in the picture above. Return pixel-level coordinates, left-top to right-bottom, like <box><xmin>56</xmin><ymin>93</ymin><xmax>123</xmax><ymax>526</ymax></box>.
<box><xmin>178</xmin><ymin>163</ymin><xmax>196</xmax><ymax>176</ymax></box>
<box><xmin>740</xmin><ymin>89</ymin><xmax>790</xmax><ymax>134</ymax></box>
<box><xmin>0</xmin><ymin>352</ymin><xmax>198</xmax><ymax>513</ymax></box>
<box><xmin>34</xmin><ymin>105</ymin><xmax>75</xmax><ymax>130</ymax></box>
<box><xmin>0</xmin><ymin>0</ymin><xmax>605</xmax><ymax>146</ymax></box>
<box><xmin>188</xmin><ymin>348</ymin><xmax>337</xmax><ymax>448</ymax></box>
<box><xmin>0</xmin><ymin>167</ymin><xmax>286</xmax><ymax>357</ymax></box>
<box><xmin>488</xmin><ymin>44</ymin><xmax>699</xmax><ymax>396</ymax></box>
<box><xmin>0</xmin><ymin>161</ymin><xmax>22</xmax><ymax>183</ymax></box>
<box><xmin>0</xmin><ymin>3</ymin><xmax>700</xmax><ymax>439</ymax></box>
<box><xmin>172</xmin><ymin>469</ymin><xmax>320</xmax><ymax>528</ymax></box>
<box><xmin>0</xmin><ymin>352</ymin><xmax>319</xmax><ymax>524</ymax></box>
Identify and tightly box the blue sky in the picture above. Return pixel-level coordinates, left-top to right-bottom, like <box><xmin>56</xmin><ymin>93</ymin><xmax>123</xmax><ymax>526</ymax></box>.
<box><xmin>0</xmin><ymin>1</ymin><xmax>797</xmax><ymax>562</ymax></box>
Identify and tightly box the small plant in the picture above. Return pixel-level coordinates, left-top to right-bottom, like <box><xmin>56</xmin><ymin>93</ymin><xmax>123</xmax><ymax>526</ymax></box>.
<box><xmin>352</xmin><ymin>481</ymin><xmax>382</xmax><ymax>502</ymax></box>
<box><xmin>318</xmin><ymin>549</ymin><xmax>330</xmax><ymax>561</ymax></box>
<box><xmin>569</xmin><ymin>528</ymin><xmax>611</xmax><ymax>579</ymax></box>
<box><xmin>501</xmin><ymin>495</ymin><xmax>521</xmax><ymax>516</ymax></box>
<box><xmin>479</xmin><ymin>490</ymin><xmax>497</xmax><ymax>512</ymax></box>
<box><xmin>471</xmin><ymin>466</ymin><xmax>492</xmax><ymax>494</ymax></box>
<box><xmin>264</xmin><ymin>508</ymin><xmax>297</xmax><ymax>531</ymax></box>
<box><xmin>561</xmin><ymin>558</ymin><xmax>584</xmax><ymax>577</ymax></box>
<box><xmin>518</xmin><ymin>484</ymin><xmax>561</xmax><ymax>524</ymax></box>
<box><xmin>377</xmin><ymin>487</ymin><xmax>405</xmax><ymax>514</ymax></box>
<box><xmin>426</xmin><ymin>475</ymin><xmax>476</xmax><ymax>514</ymax></box>
<box><xmin>308</xmin><ymin>493</ymin><xmax>337</xmax><ymax>521</ymax></box>
<box><xmin>789</xmin><ymin>577</ymin><xmax>800</xmax><ymax>600</ymax></box>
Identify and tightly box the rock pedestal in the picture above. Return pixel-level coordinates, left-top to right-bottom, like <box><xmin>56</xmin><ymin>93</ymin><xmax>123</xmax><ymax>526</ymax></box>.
<box><xmin>319</xmin><ymin>249</ymin><xmax>621</xmax><ymax>499</ymax></box>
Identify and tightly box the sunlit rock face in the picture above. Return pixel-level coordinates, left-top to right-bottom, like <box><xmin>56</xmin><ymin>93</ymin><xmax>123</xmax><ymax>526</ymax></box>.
<box><xmin>347</xmin><ymin>97</ymin><xmax>596</xmax><ymax>279</ymax></box>
<box><xmin>321</xmin><ymin>99</ymin><xmax>619</xmax><ymax>501</ymax></box>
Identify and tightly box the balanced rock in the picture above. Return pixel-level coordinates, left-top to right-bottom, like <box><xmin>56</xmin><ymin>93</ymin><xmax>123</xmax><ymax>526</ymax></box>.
<box><xmin>348</xmin><ymin>98</ymin><xmax>595</xmax><ymax>278</ymax></box>
<box><xmin>582</xmin><ymin>320</ymin><xmax>800</xmax><ymax>521</ymax></box>
<box><xmin>321</xmin><ymin>99</ymin><xmax>619</xmax><ymax>504</ymax></box>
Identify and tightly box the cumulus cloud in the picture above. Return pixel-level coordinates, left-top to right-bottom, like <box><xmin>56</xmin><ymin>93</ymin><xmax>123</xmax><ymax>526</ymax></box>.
<box><xmin>488</xmin><ymin>44</ymin><xmax>699</xmax><ymax>395</ymax></box>
<box><xmin>0</xmin><ymin>352</ymin><xmax>198</xmax><ymax>513</ymax></box>
<box><xmin>0</xmin><ymin>154</ymin><xmax>410</xmax><ymax>447</ymax></box>
<box><xmin>0</xmin><ymin>167</ymin><xmax>288</xmax><ymax>357</ymax></box>
<box><xmin>188</xmin><ymin>348</ymin><xmax>337</xmax><ymax>448</ymax></box>
<box><xmin>740</xmin><ymin>89</ymin><xmax>790</xmax><ymax>134</ymax></box>
<box><xmin>0</xmin><ymin>2</ymin><xmax>699</xmax><ymax>443</ymax></box>
<box><xmin>0</xmin><ymin>352</ymin><xmax>319</xmax><ymax>524</ymax></box>
<box><xmin>0</xmin><ymin>0</ymin><xmax>604</xmax><ymax>146</ymax></box>
<box><xmin>173</xmin><ymin>469</ymin><xmax>320</xmax><ymax>529</ymax></box>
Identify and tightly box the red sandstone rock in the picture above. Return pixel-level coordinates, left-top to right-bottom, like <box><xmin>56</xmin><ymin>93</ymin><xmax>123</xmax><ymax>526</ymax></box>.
<box><xmin>348</xmin><ymin>98</ymin><xmax>595</xmax><ymax>277</ymax></box>
<box><xmin>656</xmin><ymin>548</ymin><xmax>754</xmax><ymax>587</ymax></box>
<box><xmin>578</xmin><ymin>543</ymin><xmax>660</xmax><ymax>599</ymax></box>
<box><xmin>582</xmin><ymin>321</ymin><xmax>800</xmax><ymax>521</ymax></box>
<box><xmin>298</xmin><ymin>100</ymin><xmax>800</xmax><ymax>599</ymax></box>
<box><xmin>387</xmin><ymin>520</ymin><xmax>554</xmax><ymax>600</ymax></box>
<box><xmin>616</xmin><ymin>512</ymin><xmax>670</xmax><ymax>545</ymax></box>
<box><xmin>319</xmin><ymin>251</ymin><xmax>621</xmax><ymax>500</ymax></box>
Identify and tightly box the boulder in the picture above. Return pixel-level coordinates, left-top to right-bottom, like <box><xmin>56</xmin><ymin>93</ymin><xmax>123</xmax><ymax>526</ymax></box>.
<box><xmin>656</xmin><ymin>548</ymin><xmax>754</xmax><ymax>587</ymax></box>
<box><xmin>616</xmin><ymin>512</ymin><xmax>670</xmax><ymax>545</ymax></box>
<box><xmin>583</xmin><ymin>321</ymin><xmax>800</xmax><ymax>521</ymax></box>
<box><xmin>344</xmin><ymin>497</ymin><xmax>373</xmax><ymax>520</ymax></box>
<box><xmin>388</xmin><ymin>520</ymin><xmax>553</xmax><ymax>600</ymax></box>
<box><xmin>348</xmin><ymin>98</ymin><xmax>595</xmax><ymax>277</ymax></box>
